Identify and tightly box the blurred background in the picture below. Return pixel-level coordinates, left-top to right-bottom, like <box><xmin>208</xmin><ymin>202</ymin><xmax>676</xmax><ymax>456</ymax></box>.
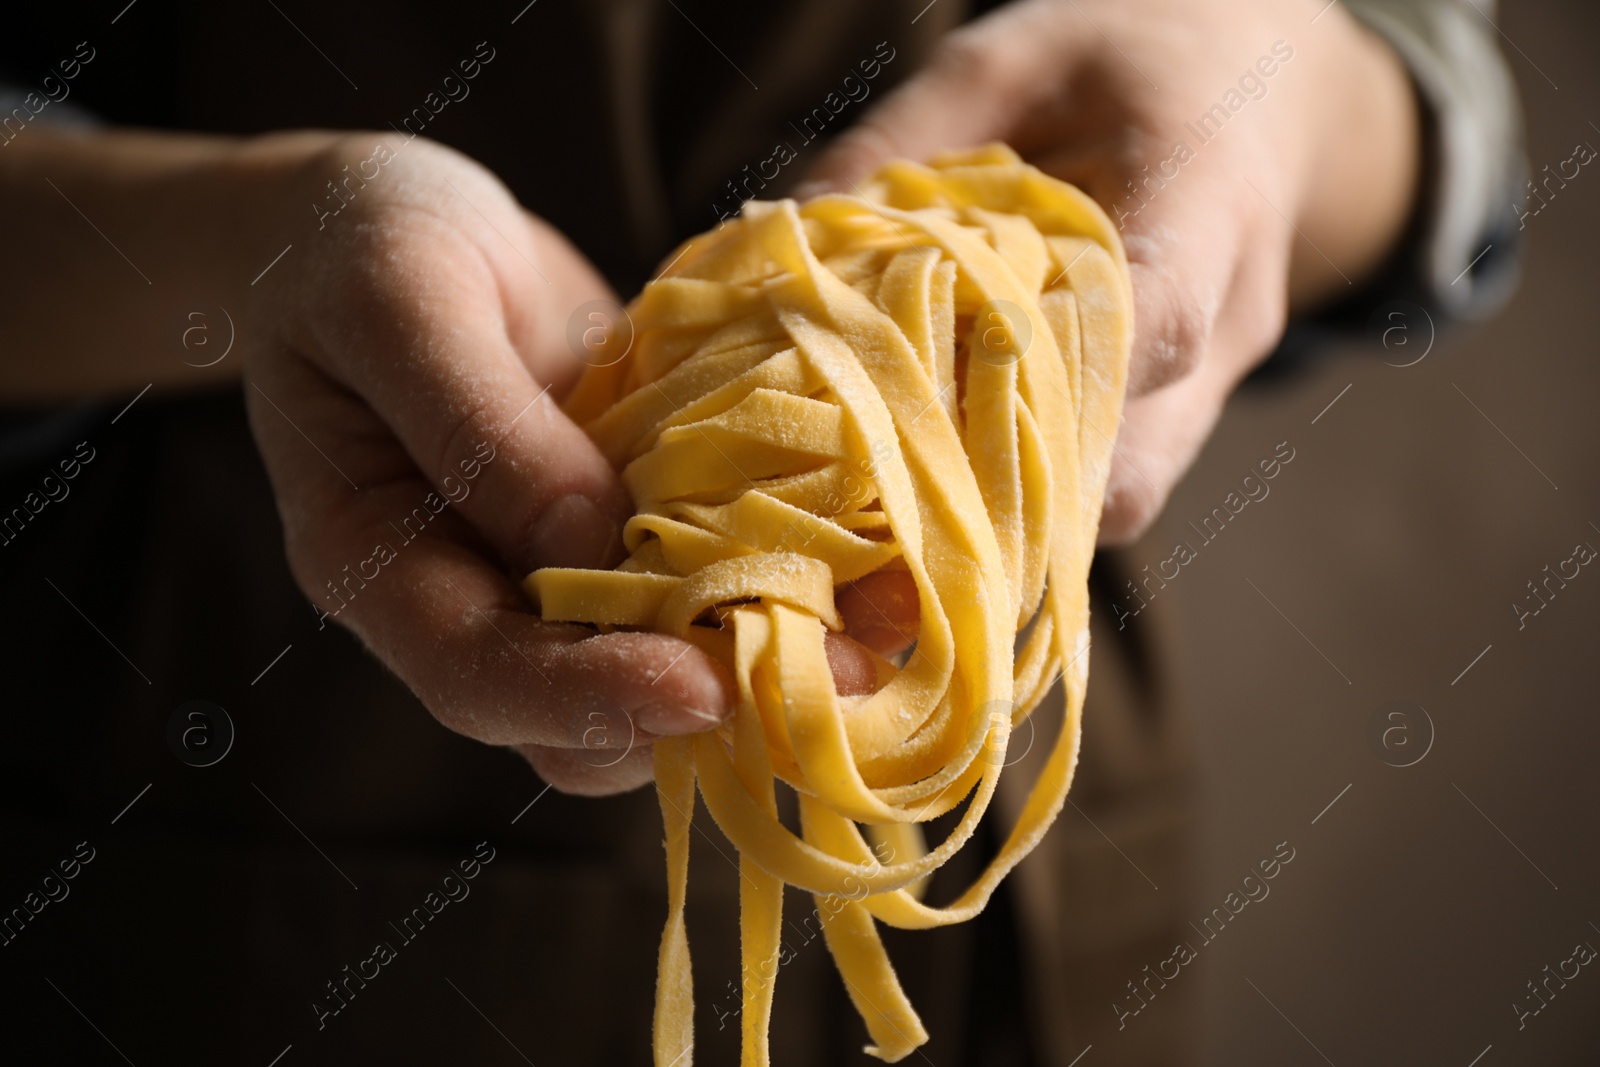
<box><xmin>1</xmin><ymin>1</ymin><xmax>1596</xmax><ymax>1065</ymax></box>
<box><xmin>1154</xmin><ymin>1</ymin><xmax>1600</xmax><ymax>1060</ymax></box>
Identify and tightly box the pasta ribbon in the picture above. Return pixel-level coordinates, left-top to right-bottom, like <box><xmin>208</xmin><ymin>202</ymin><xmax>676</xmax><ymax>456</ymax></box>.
<box><xmin>525</xmin><ymin>145</ymin><xmax>1132</xmax><ymax>1064</ymax></box>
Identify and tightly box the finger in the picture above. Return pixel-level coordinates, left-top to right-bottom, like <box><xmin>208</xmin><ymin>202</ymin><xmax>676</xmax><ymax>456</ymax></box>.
<box><xmin>1112</xmin><ymin>161</ymin><xmax>1254</xmax><ymax>398</ymax></box>
<box><xmin>518</xmin><ymin>739</ymin><xmax>658</xmax><ymax>797</ymax></box>
<box><xmin>518</xmin><ymin>630</ymin><xmax>897</xmax><ymax>796</ymax></box>
<box><xmin>820</xmin><ymin>631</ymin><xmax>888</xmax><ymax>698</ymax></box>
<box><xmin>301</xmin><ymin>198</ymin><xmax>627</xmax><ymax>574</ymax></box>
<box><xmin>1096</xmin><ymin>360</ymin><xmax>1233</xmax><ymax>545</ymax></box>
<box><xmin>245</xmin><ymin>350</ymin><xmax>736</xmax><ymax>748</ymax></box>
<box><xmin>792</xmin><ymin>6</ymin><xmax>1083</xmax><ymax>198</ymax></box>
<box><xmin>519</xmin><ymin>622</ymin><xmax>908</xmax><ymax>798</ymax></box>
<box><xmin>836</xmin><ymin>571</ymin><xmax>920</xmax><ymax>657</ymax></box>
<box><xmin>795</xmin><ymin>26</ymin><xmax>1244</xmax><ymax>405</ymax></box>
<box><xmin>1097</xmin><ymin>208</ymin><xmax>1290</xmax><ymax>544</ymax></box>
<box><xmin>502</xmin><ymin>209</ymin><xmax>620</xmax><ymax>397</ymax></box>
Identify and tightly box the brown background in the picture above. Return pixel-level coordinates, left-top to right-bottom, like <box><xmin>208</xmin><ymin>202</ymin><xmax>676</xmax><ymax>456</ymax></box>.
<box><xmin>3</xmin><ymin>1</ymin><xmax>1597</xmax><ymax>1064</ymax></box>
<box><xmin>1124</xmin><ymin>1</ymin><xmax>1600</xmax><ymax>1061</ymax></box>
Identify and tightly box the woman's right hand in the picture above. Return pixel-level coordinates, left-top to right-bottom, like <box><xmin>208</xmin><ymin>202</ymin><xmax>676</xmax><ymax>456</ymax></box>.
<box><xmin>240</xmin><ymin>134</ymin><xmax>743</xmax><ymax>794</ymax></box>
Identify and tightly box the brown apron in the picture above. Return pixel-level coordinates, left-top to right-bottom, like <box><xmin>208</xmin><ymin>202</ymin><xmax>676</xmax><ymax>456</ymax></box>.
<box><xmin>0</xmin><ymin>2</ymin><xmax>1197</xmax><ymax>1061</ymax></box>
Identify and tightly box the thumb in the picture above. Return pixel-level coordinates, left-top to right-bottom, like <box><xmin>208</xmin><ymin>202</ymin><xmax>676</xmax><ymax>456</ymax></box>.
<box><xmin>791</xmin><ymin>8</ymin><xmax>1078</xmax><ymax>198</ymax></box>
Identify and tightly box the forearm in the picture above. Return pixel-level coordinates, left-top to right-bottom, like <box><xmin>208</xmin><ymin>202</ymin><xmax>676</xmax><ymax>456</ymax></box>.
<box><xmin>0</xmin><ymin>127</ymin><xmax>336</xmax><ymax>400</ymax></box>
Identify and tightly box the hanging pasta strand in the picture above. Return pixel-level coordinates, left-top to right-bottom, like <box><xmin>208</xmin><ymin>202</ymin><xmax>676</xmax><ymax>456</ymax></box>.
<box><xmin>527</xmin><ymin>144</ymin><xmax>1133</xmax><ymax>1065</ymax></box>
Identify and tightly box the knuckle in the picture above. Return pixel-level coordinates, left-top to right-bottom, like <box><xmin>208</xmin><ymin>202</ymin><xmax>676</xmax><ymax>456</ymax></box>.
<box><xmin>435</xmin><ymin>398</ymin><xmax>501</xmax><ymax>494</ymax></box>
<box><xmin>1240</xmin><ymin>274</ymin><xmax>1290</xmax><ymax>360</ymax></box>
<box><xmin>1144</xmin><ymin>311</ymin><xmax>1207</xmax><ymax>391</ymax></box>
<box><xmin>281</xmin><ymin>531</ymin><xmax>330</xmax><ymax>606</ymax></box>
<box><xmin>936</xmin><ymin>30</ymin><xmax>1005</xmax><ymax>88</ymax></box>
<box><xmin>307</xmin><ymin>136</ymin><xmax>483</xmax><ymax>260</ymax></box>
<box><xmin>522</xmin><ymin>744</ymin><xmax>654</xmax><ymax>797</ymax></box>
<box><xmin>418</xmin><ymin>634</ymin><xmax>562</xmax><ymax>746</ymax></box>
<box><xmin>317</xmin><ymin>130</ymin><xmax>452</xmax><ymax>192</ymax></box>
<box><xmin>1098</xmin><ymin>473</ymin><xmax>1165</xmax><ymax>545</ymax></box>
<box><xmin>1129</xmin><ymin>266</ymin><xmax>1214</xmax><ymax>394</ymax></box>
<box><xmin>1165</xmin><ymin>297</ymin><xmax>1211</xmax><ymax>378</ymax></box>
<box><xmin>521</xmin><ymin>747</ymin><xmax>585</xmax><ymax>793</ymax></box>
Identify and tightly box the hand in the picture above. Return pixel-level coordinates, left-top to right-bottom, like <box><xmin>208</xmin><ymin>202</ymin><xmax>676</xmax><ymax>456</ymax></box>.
<box><xmin>243</xmin><ymin>135</ymin><xmax>740</xmax><ymax>795</ymax></box>
<box><xmin>796</xmin><ymin>0</ymin><xmax>1420</xmax><ymax>543</ymax></box>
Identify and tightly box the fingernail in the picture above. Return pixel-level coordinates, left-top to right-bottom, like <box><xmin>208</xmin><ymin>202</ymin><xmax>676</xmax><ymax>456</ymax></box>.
<box><xmin>845</xmin><ymin>624</ymin><xmax>915</xmax><ymax>659</ymax></box>
<box><xmin>635</xmin><ymin>700</ymin><xmax>725</xmax><ymax>737</ymax></box>
<box><xmin>529</xmin><ymin>493</ymin><xmax>619</xmax><ymax>570</ymax></box>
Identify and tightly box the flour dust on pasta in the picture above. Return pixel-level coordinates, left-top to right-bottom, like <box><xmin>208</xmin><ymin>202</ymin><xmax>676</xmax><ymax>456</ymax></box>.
<box><xmin>526</xmin><ymin>144</ymin><xmax>1133</xmax><ymax>1065</ymax></box>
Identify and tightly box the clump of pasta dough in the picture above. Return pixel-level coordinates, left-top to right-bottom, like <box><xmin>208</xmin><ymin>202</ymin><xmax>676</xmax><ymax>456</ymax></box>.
<box><xmin>527</xmin><ymin>144</ymin><xmax>1133</xmax><ymax>1066</ymax></box>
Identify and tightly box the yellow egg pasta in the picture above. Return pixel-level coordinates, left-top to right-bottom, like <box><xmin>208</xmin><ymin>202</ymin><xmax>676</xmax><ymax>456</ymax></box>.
<box><xmin>525</xmin><ymin>144</ymin><xmax>1133</xmax><ymax>1065</ymax></box>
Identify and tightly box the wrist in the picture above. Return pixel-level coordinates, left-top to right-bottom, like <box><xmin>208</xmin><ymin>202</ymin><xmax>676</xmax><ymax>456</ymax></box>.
<box><xmin>0</xmin><ymin>127</ymin><xmax>341</xmax><ymax>399</ymax></box>
<box><xmin>1290</xmin><ymin>13</ymin><xmax>1421</xmax><ymax>310</ymax></box>
<box><xmin>190</xmin><ymin>130</ymin><xmax>348</xmax><ymax>305</ymax></box>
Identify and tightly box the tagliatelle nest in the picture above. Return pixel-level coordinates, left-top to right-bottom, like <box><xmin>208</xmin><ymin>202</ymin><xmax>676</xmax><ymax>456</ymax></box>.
<box><xmin>526</xmin><ymin>144</ymin><xmax>1132</xmax><ymax>1065</ymax></box>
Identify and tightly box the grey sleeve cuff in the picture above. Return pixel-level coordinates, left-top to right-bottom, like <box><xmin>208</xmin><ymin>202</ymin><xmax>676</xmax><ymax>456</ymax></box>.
<box><xmin>0</xmin><ymin>82</ymin><xmax>102</xmax><ymax>136</ymax></box>
<box><xmin>1341</xmin><ymin>0</ymin><xmax>1526</xmax><ymax>320</ymax></box>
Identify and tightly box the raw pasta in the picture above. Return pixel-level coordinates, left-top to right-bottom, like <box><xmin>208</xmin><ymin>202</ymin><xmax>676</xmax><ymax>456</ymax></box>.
<box><xmin>526</xmin><ymin>144</ymin><xmax>1133</xmax><ymax>1065</ymax></box>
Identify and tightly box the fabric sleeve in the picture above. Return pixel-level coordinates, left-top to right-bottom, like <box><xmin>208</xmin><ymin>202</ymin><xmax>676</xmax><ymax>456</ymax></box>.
<box><xmin>1342</xmin><ymin>0</ymin><xmax>1525</xmax><ymax>319</ymax></box>
<box><xmin>1264</xmin><ymin>0</ymin><xmax>1526</xmax><ymax>371</ymax></box>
